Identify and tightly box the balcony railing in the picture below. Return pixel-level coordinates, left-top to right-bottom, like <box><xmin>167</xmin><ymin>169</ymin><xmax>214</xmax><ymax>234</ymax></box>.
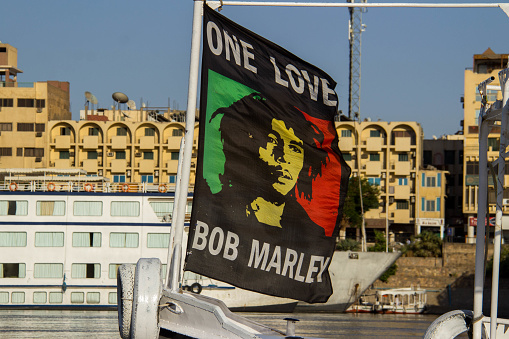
<box><xmin>0</xmin><ymin>82</ymin><xmax>34</xmax><ymax>88</ymax></box>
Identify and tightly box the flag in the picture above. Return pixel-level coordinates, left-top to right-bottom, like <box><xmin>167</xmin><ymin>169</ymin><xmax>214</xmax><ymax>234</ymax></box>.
<box><xmin>185</xmin><ymin>4</ymin><xmax>351</xmax><ymax>303</ymax></box>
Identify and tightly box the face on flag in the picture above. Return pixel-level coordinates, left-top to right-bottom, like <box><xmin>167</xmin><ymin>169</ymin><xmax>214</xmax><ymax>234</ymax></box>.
<box><xmin>185</xmin><ymin>4</ymin><xmax>351</xmax><ymax>303</ymax></box>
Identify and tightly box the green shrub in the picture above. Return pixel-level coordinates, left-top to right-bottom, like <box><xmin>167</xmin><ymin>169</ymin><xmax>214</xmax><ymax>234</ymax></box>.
<box><xmin>336</xmin><ymin>238</ymin><xmax>360</xmax><ymax>251</ymax></box>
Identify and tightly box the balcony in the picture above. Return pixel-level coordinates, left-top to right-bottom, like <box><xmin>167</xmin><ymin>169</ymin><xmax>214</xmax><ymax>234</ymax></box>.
<box><xmin>365</xmin><ymin>162</ymin><xmax>382</xmax><ymax>176</ymax></box>
<box><xmin>366</xmin><ymin>137</ymin><xmax>382</xmax><ymax>152</ymax></box>
<box><xmin>54</xmin><ymin>159</ymin><xmax>71</xmax><ymax>169</ymax></box>
<box><xmin>83</xmin><ymin>159</ymin><xmax>98</xmax><ymax>173</ymax></box>
<box><xmin>55</xmin><ymin>135</ymin><xmax>71</xmax><ymax>149</ymax></box>
<box><xmin>111</xmin><ymin>159</ymin><xmax>127</xmax><ymax>173</ymax></box>
<box><xmin>83</xmin><ymin>135</ymin><xmax>99</xmax><ymax>149</ymax></box>
<box><xmin>393</xmin><ymin>209</ymin><xmax>410</xmax><ymax>223</ymax></box>
<box><xmin>139</xmin><ymin>160</ymin><xmax>154</xmax><ymax>173</ymax></box>
<box><xmin>394</xmin><ymin>185</ymin><xmax>410</xmax><ymax>200</ymax></box>
<box><xmin>111</xmin><ymin>136</ymin><xmax>127</xmax><ymax>149</ymax></box>
<box><xmin>339</xmin><ymin>138</ymin><xmax>353</xmax><ymax>152</ymax></box>
<box><xmin>139</xmin><ymin>136</ymin><xmax>155</xmax><ymax>150</ymax></box>
<box><xmin>167</xmin><ymin>137</ymin><xmax>182</xmax><ymax>149</ymax></box>
<box><xmin>394</xmin><ymin>162</ymin><xmax>411</xmax><ymax>175</ymax></box>
<box><xmin>167</xmin><ymin>160</ymin><xmax>179</xmax><ymax>172</ymax></box>
<box><xmin>395</xmin><ymin>137</ymin><xmax>411</xmax><ymax>152</ymax></box>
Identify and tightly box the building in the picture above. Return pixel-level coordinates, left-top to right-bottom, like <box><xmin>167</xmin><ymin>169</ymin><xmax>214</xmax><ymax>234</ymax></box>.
<box><xmin>0</xmin><ymin>43</ymin><xmax>71</xmax><ymax>169</ymax></box>
<box><xmin>335</xmin><ymin>119</ymin><xmax>447</xmax><ymax>242</ymax></box>
<box><xmin>462</xmin><ymin>48</ymin><xmax>509</xmax><ymax>243</ymax></box>
<box><xmin>423</xmin><ymin>134</ymin><xmax>464</xmax><ymax>240</ymax></box>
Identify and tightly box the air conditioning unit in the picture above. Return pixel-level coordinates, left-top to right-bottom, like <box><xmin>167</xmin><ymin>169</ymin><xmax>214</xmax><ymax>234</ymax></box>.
<box><xmin>154</xmin><ymin>170</ymin><xmax>159</xmax><ymax>177</ymax></box>
<box><xmin>36</xmin><ymin>108</ymin><xmax>43</xmax><ymax>113</ymax></box>
<box><xmin>503</xmin><ymin>199</ymin><xmax>509</xmax><ymax>205</ymax></box>
<box><xmin>35</xmin><ymin>157</ymin><xmax>42</xmax><ymax>162</ymax></box>
<box><xmin>135</xmin><ymin>152</ymin><xmax>142</xmax><ymax>157</ymax></box>
<box><xmin>35</xmin><ymin>132</ymin><xmax>42</xmax><ymax>137</ymax></box>
<box><xmin>98</xmin><ymin>169</ymin><xmax>103</xmax><ymax>176</ymax></box>
<box><xmin>107</xmin><ymin>152</ymin><xmax>114</xmax><ymax>157</ymax></box>
<box><xmin>70</xmin><ymin>152</ymin><xmax>75</xmax><ymax>157</ymax></box>
<box><xmin>98</xmin><ymin>152</ymin><xmax>103</xmax><ymax>157</ymax></box>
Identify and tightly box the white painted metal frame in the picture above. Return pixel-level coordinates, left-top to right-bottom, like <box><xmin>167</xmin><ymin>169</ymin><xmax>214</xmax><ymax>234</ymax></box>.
<box><xmin>476</xmin><ymin>69</ymin><xmax>509</xmax><ymax>339</ymax></box>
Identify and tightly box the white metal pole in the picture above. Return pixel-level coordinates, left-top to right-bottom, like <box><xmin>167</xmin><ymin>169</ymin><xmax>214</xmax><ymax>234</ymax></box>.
<box><xmin>166</xmin><ymin>0</ymin><xmax>203</xmax><ymax>291</ymax></box>
<box><xmin>473</xmin><ymin>77</ymin><xmax>494</xmax><ymax>339</ymax></box>
<box><xmin>490</xmin><ymin>69</ymin><xmax>509</xmax><ymax>338</ymax></box>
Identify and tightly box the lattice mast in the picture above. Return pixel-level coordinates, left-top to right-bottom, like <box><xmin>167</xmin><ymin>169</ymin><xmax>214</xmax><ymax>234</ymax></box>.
<box><xmin>348</xmin><ymin>0</ymin><xmax>367</xmax><ymax>119</ymax></box>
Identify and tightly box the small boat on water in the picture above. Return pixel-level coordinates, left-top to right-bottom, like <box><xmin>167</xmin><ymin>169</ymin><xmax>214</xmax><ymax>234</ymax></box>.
<box><xmin>346</xmin><ymin>287</ymin><xmax>427</xmax><ymax>314</ymax></box>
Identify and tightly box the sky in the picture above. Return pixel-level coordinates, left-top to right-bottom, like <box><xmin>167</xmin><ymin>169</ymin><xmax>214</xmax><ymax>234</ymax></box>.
<box><xmin>1</xmin><ymin>0</ymin><xmax>508</xmax><ymax>138</ymax></box>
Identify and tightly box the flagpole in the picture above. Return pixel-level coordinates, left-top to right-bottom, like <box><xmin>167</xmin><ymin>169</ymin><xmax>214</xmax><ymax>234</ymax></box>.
<box><xmin>167</xmin><ymin>0</ymin><xmax>203</xmax><ymax>292</ymax></box>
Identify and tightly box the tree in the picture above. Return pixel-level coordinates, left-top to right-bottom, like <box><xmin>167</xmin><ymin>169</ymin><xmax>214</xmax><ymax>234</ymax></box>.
<box><xmin>342</xmin><ymin>177</ymin><xmax>380</xmax><ymax>250</ymax></box>
<box><xmin>404</xmin><ymin>231</ymin><xmax>442</xmax><ymax>257</ymax></box>
<box><xmin>368</xmin><ymin>230</ymin><xmax>397</xmax><ymax>282</ymax></box>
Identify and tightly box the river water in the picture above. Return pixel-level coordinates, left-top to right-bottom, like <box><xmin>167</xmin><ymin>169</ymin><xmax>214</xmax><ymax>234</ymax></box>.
<box><xmin>0</xmin><ymin>309</ymin><xmax>458</xmax><ymax>338</ymax></box>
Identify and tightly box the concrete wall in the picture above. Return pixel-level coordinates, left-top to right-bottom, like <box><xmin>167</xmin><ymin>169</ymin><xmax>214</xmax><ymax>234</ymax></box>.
<box><xmin>366</xmin><ymin>243</ymin><xmax>509</xmax><ymax>316</ymax></box>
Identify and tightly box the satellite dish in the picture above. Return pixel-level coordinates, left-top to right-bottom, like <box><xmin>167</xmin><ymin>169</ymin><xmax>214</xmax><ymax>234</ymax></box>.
<box><xmin>112</xmin><ymin>92</ymin><xmax>129</xmax><ymax>104</ymax></box>
<box><xmin>122</xmin><ymin>111</ymin><xmax>131</xmax><ymax>118</ymax></box>
<box><xmin>127</xmin><ymin>100</ymin><xmax>136</xmax><ymax>110</ymax></box>
<box><xmin>85</xmin><ymin>91</ymin><xmax>98</xmax><ymax>106</ymax></box>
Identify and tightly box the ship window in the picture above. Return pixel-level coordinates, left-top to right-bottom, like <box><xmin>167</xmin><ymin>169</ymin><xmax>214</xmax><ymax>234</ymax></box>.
<box><xmin>35</xmin><ymin>232</ymin><xmax>64</xmax><ymax>247</ymax></box>
<box><xmin>147</xmin><ymin>233</ymin><xmax>170</xmax><ymax>248</ymax></box>
<box><xmin>162</xmin><ymin>264</ymin><xmax>167</xmax><ymax>280</ymax></box>
<box><xmin>0</xmin><ymin>263</ymin><xmax>26</xmax><ymax>278</ymax></box>
<box><xmin>87</xmin><ymin>292</ymin><xmax>100</xmax><ymax>304</ymax></box>
<box><xmin>34</xmin><ymin>264</ymin><xmax>63</xmax><ymax>278</ymax></box>
<box><xmin>108</xmin><ymin>292</ymin><xmax>117</xmax><ymax>304</ymax></box>
<box><xmin>110</xmin><ymin>233</ymin><xmax>139</xmax><ymax>248</ymax></box>
<box><xmin>49</xmin><ymin>292</ymin><xmax>63</xmax><ymax>303</ymax></box>
<box><xmin>71</xmin><ymin>263</ymin><xmax>100</xmax><ymax>279</ymax></box>
<box><xmin>33</xmin><ymin>292</ymin><xmax>47</xmax><ymax>304</ymax></box>
<box><xmin>72</xmin><ymin>232</ymin><xmax>101</xmax><ymax>247</ymax></box>
<box><xmin>0</xmin><ymin>292</ymin><xmax>7</xmax><ymax>303</ymax></box>
<box><xmin>186</xmin><ymin>201</ymin><xmax>193</xmax><ymax>214</ymax></box>
<box><xmin>73</xmin><ymin>201</ymin><xmax>103</xmax><ymax>216</ymax></box>
<box><xmin>111</xmin><ymin>201</ymin><xmax>139</xmax><ymax>217</ymax></box>
<box><xmin>0</xmin><ymin>232</ymin><xmax>27</xmax><ymax>247</ymax></box>
<box><xmin>149</xmin><ymin>201</ymin><xmax>173</xmax><ymax>221</ymax></box>
<box><xmin>11</xmin><ymin>292</ymin><xmax>25</xmax><ymax>304</ymax></box>
<box><xmin>109</xmin><ymin>264</ymin><xmax>125</xmax><ymax>279</ymax></box>
<box><xmin>0</xmin><ymin>200</ymin><xmax>28</xmax><ymax>216</ymax></box>
<box><xmin>71</xmin><ymin>292</ymin><xmax>84</xmax><ymax>304</ymax></box>
<box><xmin>36</xmin><ymin>201</ymin><xmax>65</xmax><ymax>216</ymax></box>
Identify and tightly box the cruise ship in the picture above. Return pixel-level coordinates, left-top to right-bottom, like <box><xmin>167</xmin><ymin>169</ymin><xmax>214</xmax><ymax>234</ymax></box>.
<box><xmin>0</xmin><ymin>168</ymin><xmax>398</xmax><ymax>310</ymax></box>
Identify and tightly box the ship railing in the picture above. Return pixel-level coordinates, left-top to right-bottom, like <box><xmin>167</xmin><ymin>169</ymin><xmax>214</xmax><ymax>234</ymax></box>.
<box><xmin>0</xmin><ymin>181</ymin><xmax>194</xmax><ymax>194</ymax></box>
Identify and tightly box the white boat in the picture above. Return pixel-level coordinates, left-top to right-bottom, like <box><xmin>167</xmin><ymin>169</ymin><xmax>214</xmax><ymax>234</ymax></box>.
<box><xmin>374</xmin><ymin>287</ymin><xmax>427</xmax><ymax>314</ymax></box>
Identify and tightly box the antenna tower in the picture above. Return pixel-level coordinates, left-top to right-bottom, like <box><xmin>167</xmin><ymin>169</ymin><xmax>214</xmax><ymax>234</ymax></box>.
<box><xmin>348</xmin><ymin>0</ymin><xmax>367</xmax><ymax>120</ymax></box>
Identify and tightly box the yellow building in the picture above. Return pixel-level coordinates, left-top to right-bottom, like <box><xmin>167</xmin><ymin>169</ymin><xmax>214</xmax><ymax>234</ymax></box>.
<box><xmin>463</xmin><ymin>48</ymin><xmax>509</xmax><ymax>243</ymax></box>
<box><xmin>0</xmin><ymin>43</ymin><xmax>71</xmax><ymax>169</ymax></box>
<box><xmin>335</xmin><ymin>120</ymin><xmax>447</xmax><ymax>240</ymax></box>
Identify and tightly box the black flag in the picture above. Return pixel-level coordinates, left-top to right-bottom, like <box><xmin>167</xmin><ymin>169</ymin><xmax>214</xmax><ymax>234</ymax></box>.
<box><xmin>185</xmin><ymin>5</ymin><xmax>351</xmax><ymax>303</ymax></box>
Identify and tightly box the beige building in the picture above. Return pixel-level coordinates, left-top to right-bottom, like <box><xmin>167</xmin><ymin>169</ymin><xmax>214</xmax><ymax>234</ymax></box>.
<box><xmin>463</xmin><ymin>48</ymin><xmax>509</xmax><ymax>243</ymax></box>
<box><xmin>0</xmin><ymin>43</ymin><xmax>70</xmax><ymax>169</ymax></box>
<box><xmin>335</xmin><ymin>120</ymin><xmax>447</xmax><ymax>241</ymax></box>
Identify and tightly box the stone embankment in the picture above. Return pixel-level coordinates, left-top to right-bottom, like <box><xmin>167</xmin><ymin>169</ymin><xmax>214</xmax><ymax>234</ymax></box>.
<box><xmin>364</xmin><ymin>243</ymin><xmax>509</xmax><ymax>317</ymax></box>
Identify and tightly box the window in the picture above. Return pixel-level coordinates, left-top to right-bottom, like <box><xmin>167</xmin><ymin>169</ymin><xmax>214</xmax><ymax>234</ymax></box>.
<box><xmin>466</xmin><ymin>161</ymin><xmax>479</xmax><ymax>175</ymax></box>
<box><xmin>397</xmin><ymin>178</ymin><xmax>407</xmax><ymax>186</ymax></box>
<box><xmin>34</xmin><ymin>264</ymin><xmax>63</xmax><ymax>278</ymax></box>
<box><xmin>342</xmin><ymin>153</ymin><xmax>351</xmax><ymax>161</ymax></box>
<box><xmin>11</xmin><ymin>292</ymin><xmax>25</xmax><ymax>304</ymax></box>
<box><xmin>398</xmin><ymin>153</ymin><xmax>408</xmax><ymax>162</ymax></box>
<box><xmin>113</xmin><ymin>175</ymin><xmax>126</xmax><ymax>183</ymax></box>
<box><xmin>488</xmin><ymin>138</ymin><xmax>500</xmax><ymax>152</ymax></box>
<box><xmin>60</xmin><ymin>127</ymin><xmax>71</xmax><ymax>135</ymax></box>
<box><xmin>16</xmin><ymin>148</ymin><xmax>22</xmax><ymax>157</ymax></box>
<box><xmin>147</xmin><ymin>233</ymin><xmax>170</xmax><ymax>248</ymax></box>
<box><xmin>36</xmin><ymin>201</ymin><xmax>65</xmax><ymax>216</ymax></box>
<box><xmin>59</xmin><ymin>151</ymin><xmax>70</xmax><ymax>160</ymax></box>
<box><xmin>24</xmin><ymin>148</ymin><xmax>44</xmax><ymax>157</ymax></box>
<box><xmin>111</xmin><ymin>201</ymin><xmax>140</xmax><ymax>217</ymax></box>
<box><xmin>71</xmin><ymin>264</ymin><xmax>100</xmax><ymax>279</ymax></box>
<box><xmin>0</xmin><ymin>201</ymin><xmax>28</xmax><ymax>216</ymax></box>
<box><xmin>109</xmin><ymin>264</ymin><xmax>122</xmax><ymax>279</ymax></box>
<box><xmin>172</xmin><ymin>129</ymin><xmax>183</xmax><ymax>137</ymax></box>
<box><xmin>145</xmin><ymin>128</ymin><xmax>155</xmax><ymax>136</ymax></box>
<box><xmin>17</xmin><ymin>123</ymin><xmax>34</xmax><ymax>132</ymax></box>
<box><xmin>341</xmin><ymin>130</ymin><xmax>352</xmax><ymax>137</ymax></box>
<box><xmin>150</xmin><ymin>202</ymin><xmax>173</xmax><ymax>220</ymax></box>
<box><xmin>49</xmin><ymin>292</ymin><xmax>63</xmax><ymax>303</ymax></box>
<box><xmin>116</xmin><ymin>127</ymin><xmax>128</xmax><ymax>136</ymax></box>
<box><xmin>370</xmin><ymin>130</ymin><xmax>381</xmax><ymax>137</ymax></box>
<box><xmin>171</xmin><ymin>152</ymin><xmax>179</xmax><ymax>160</ymax></box>
<box><xmin>88</xmin><ymin>127</ymin><xmax>99</xmax><ymax>136</ymax></box>
<box><xmin>169</xmin><ymin>175</ymin><xmax>177</xmax><ymax>184</ymax></box>
<box><xmin>141</xmin><ymin>175</ymin><xmax>154</xmax><ymax>183</ymax></box>
<box><xmin>88</xmin><ymin>151</ymin><xmax>98</xmax><ymax>160</ymax></box>
<box><xmin>367</xmin><ymin>177</ymin><xmax>381</xmax><ymax>186</ymax></box>
<box><xmin>0</xmin><ymin>292</ymin><xmax>7</xmax><ymax>303</ymax></box>
<box><xmin>187</xmin><ymin>201</ymin><xmax>193</xmax><ymax>214</ymax></box>
<box><xmin>0</xmin><ymin>263</ymin><xmax>26</xmax><ymax>278</ymax></box>
<box><xmin>33</xmin><ymin>292</ymin><xmax>47</xmax><ymax>304</ymax></box>
<box><xmin>17</xmin><ymin>99</ymin><xmax>35</xmax><ymax>107</ymax></box>
<box><xmin>73</xmin><ymin>201</ymin><xmax>103</xmax><ymax>216</ymax></box>
<box><xmin>0</xmin><ymin>123</ymin><xmax>12</xmax><ymax>131</ymax></box>
<box><xmin>0</xmin><ymin>148</ymin><xmax>12</xmax><ymax>156</ymax></box>
<box><xmin>143</xmin><ymin>152</ymin><xmax>154</xmax><ymax>160</ymax></box>
<box><xmin>108</xmin><ymin>292</ymin><xmax>117</xmax><ymax>304</ymax></box>
<box><xmin>35</xmin><ymin>124</ymin><xmax>45</xmax><ymax>132</ymax></box>
<box><xmin>0</xmin><ymin>98</ymin><xmax>13</xmax><ymax>107</ymax></box>
<box><xmin>110</xmin><ymin>233</ymin><xmax>139</xmax><ymax>248</ymax></box>
<box><xmin>87</xmin><ymin>292</ymin><xmax>100</xmax><ymax>304</ymax></box>
<box><xmin>72</xmin><ymin>232</ymin><xmax>101</xmax><ymax>247</ymax></box>
<box><xmin>396</xmin><ymin>201</ymin><xmax>409</xmax><ymax>209</ymax></box>
<box><xmin>35</xmin><ymin>233</ymin><xmax>64</xmax><ymax>247</ymax></box>
<box><xmin>426</xmin><ymin>177</ymin><xmax>436</xmax><ymax>187</ymax></box>
<box><xmin>444</xmin><ymin>150</ymin><xmax>455</xmax><ymax>165</ymax></box>
<box><xmin>0</xmin><ymin>232</ymin><xmax>26</xmax><ymax>247</ymax></box>
<box><xmin>71</xmin><ymin>292</ymin><xmax>84</xmax><ymax>304</ymax></box>
<box><xmin>369</xmin><ymin>153</ymin><xmax>380</xmax><ymax>161</ymax></box>
<box><xmin>36</xmin><ymin>99</ymin><xmax>45</xmax><ymax>109</ymax></box>
<box><xmin>116</xmin><ymin>151</ymin><xmax>126</xmax><ymax>160</ymax></box>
